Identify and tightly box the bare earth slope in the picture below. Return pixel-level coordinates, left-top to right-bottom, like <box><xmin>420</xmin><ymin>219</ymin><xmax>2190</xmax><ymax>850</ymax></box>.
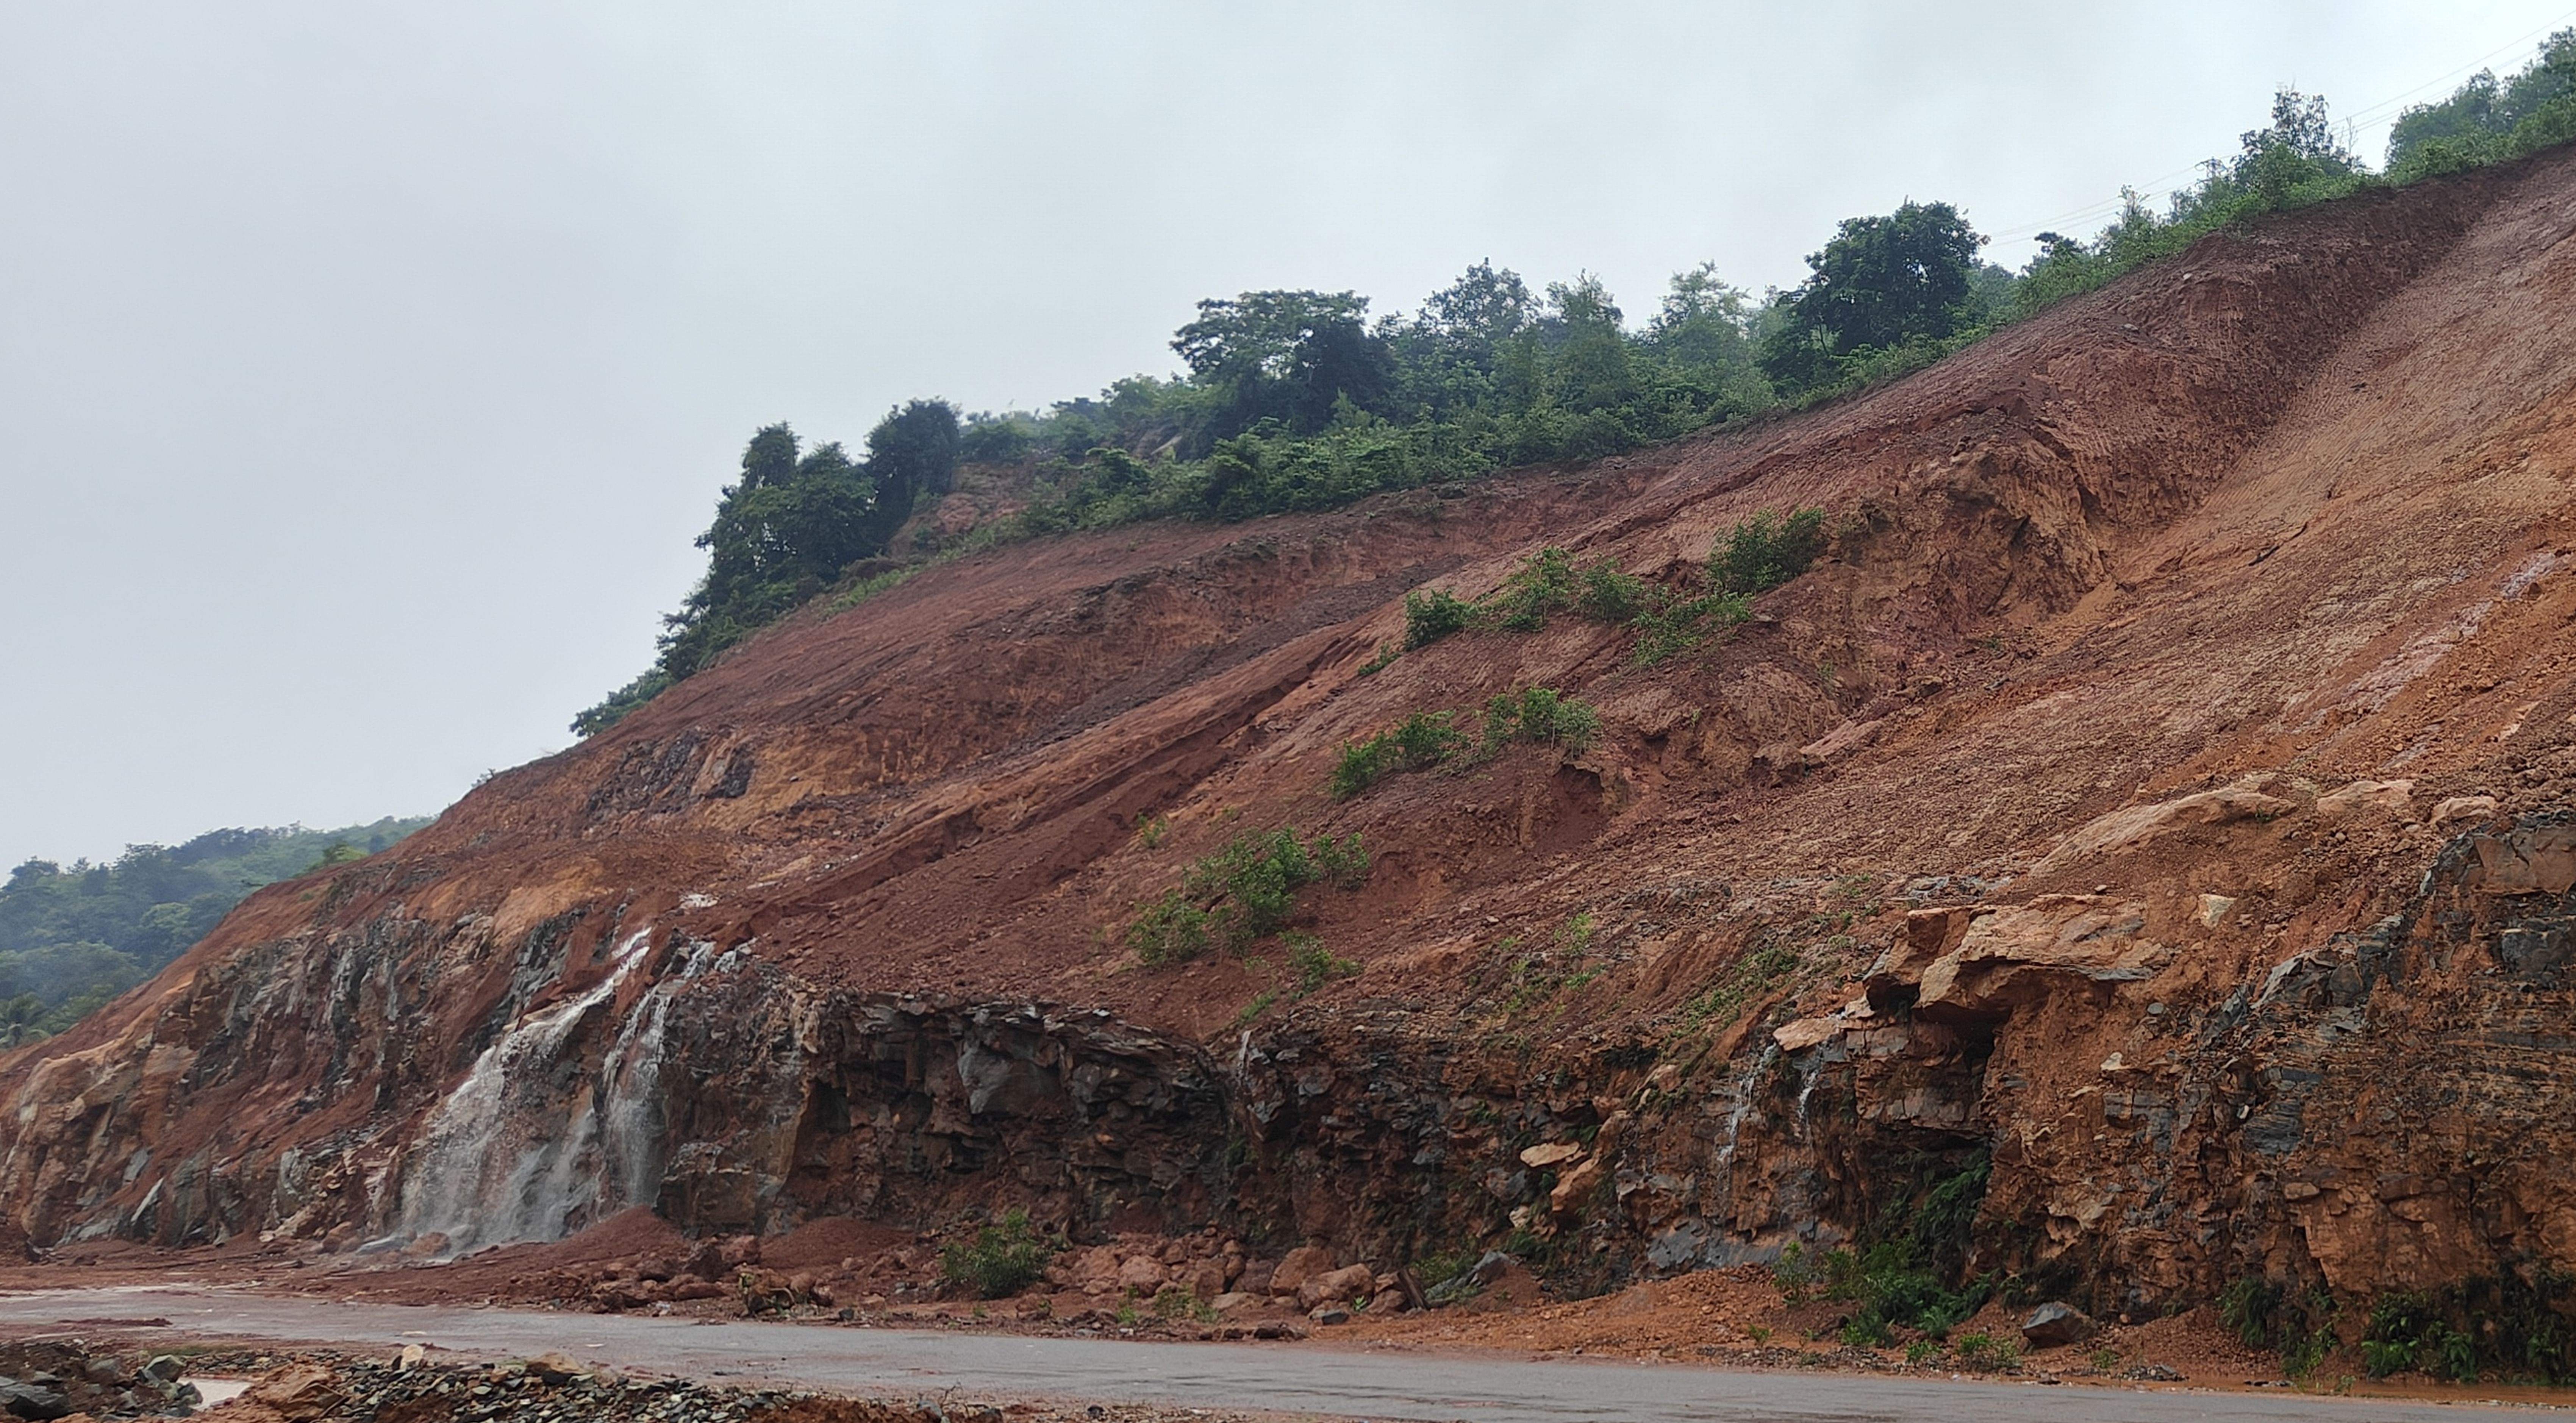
<box><xmin>7</xmin><ymin>149</ymin><xmax>2576</xmax><ymax>1320</ymax></box>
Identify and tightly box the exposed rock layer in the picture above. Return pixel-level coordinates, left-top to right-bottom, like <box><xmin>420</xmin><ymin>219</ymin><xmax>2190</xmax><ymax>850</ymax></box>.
<box><xmin>9</xmin><ymin>149</ymin><xmax>2576</xmax><ymax>1316</ymax></box>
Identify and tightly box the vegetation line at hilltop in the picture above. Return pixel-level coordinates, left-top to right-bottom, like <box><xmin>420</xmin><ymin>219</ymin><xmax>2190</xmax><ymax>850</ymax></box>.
<box><xmin>575</xmin><ymin>38</ymin><xmax>2576</xmax><ymax>738</ymax></box>
<box><xmin>0</xmin><ymin>818</ymin><xmax>431</xmax><ymax>1044</ymax></box>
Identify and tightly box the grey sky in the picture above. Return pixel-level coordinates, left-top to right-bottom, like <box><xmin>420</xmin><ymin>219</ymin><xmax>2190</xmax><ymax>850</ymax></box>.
<box><xmin>6</xmin><ymin>1</ymin><xmax>2571</xmax><ymax>868</ymax></box>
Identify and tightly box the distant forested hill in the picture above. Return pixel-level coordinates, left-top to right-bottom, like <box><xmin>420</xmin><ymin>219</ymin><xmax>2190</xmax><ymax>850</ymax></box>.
<box><xmin>0</xmin><ymin>817</ymin><xmax>430</xmax><ymax>1042</ymax></box>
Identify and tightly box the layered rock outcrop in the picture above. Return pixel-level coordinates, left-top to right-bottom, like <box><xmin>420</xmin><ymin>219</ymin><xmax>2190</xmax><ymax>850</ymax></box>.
<box><xmin>7</xmin><ymin>147</ymin><xmax>2576</xmax><ymax>1323</ymax></box>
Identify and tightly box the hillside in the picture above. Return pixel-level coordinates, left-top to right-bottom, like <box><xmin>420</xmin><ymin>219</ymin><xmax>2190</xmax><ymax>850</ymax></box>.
<box><xmin>5</xmin><ymin>145</ymin><xmax>2575</xmax><ymax>1354</ymax></box>
<box><xmin>0</xmin><ymin>817</ymin><xmax>430</xmax><ymax>1039</ymax></box>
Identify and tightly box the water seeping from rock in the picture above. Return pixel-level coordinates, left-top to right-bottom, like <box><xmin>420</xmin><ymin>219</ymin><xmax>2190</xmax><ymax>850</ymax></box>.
<box><xmin>394</xmin><ymin>928</ymin><xmax>659</xmax><ymax>1255</ymax></box>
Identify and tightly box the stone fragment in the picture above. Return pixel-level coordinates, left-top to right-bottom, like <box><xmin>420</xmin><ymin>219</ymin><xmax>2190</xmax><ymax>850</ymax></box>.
<box><xmin>243</xmin><ymin>1362</ymin><xmax>342</xmax><ymax>1423</ymax></box>
<box><xmin>2431</xmin><ymin>795</ymin><xmax>2499</xmax><ymax>829</ymax></box>
<box><xmin>2469</xmin><ymin>825</ymin><xmax>2576</xmax><ymax>895</ymax></box>
<box><xmin>140</xmin><ymin>1356</ymin><xmax>184</xmax><ymax>1384</ymax></box>
<box><xmin>2020</xmin><ymin>1301</ymin><xmax>2098</xmax><ymax>1348</ymax></box>
<box><xmin>1772</xmin><ymin>1016</ymin><xmax>1844</xmax><ymax>1053</ymax></box>
<box><xmin>737</xmin><ymin>1266</ymin><xmax>798</xmax><ymax>1315</ymax></box>
<box><xmin>1209</xmin><ymin>1291</ymin><xmax>1255</xmax><ymax>1312</ymax></box>
<box><xmin>2196</xmin><ymin>893</ymin><xmax>2236</xmax><ymax>928</ymax></box>
<box><xmin>1549</xmin><ymin>1157</ymin><xmax>1607</xmax><ymax>1221</ymax></box>
<box><xmin>1799</xmin><ymin>717</ymin><xmax>1884</xmax><ymax>765</ymax></box>
<box><xmin>525</xmin><ymin>1352</ymin><xmax>585</xmax><ymax>1385</ymax></box>
<box><xmin>2314</xmin><ymin>779</ymin><xmax>2413</xmax><ymax>820</ymax></box>
<box><xmin>2030</xmin><ymin>778</ymin><xmax>2299</xmax><ymax>878</ymax></box>
<box><xmin>395</xmin><ymin>1344</ymin><xmax>426</xmax><ymax>1371</ymax></box>
<box><xmin>1518</xmin><ymin>1142</ymin><xmax>1583</xmax><ymax>1169</ymax></box>
<box><xmin>1308</xmin><ymin>1305</ymin><xmax>1351</xmax><ymax>1325</ymax></box>
<box><xmin>0</xmin><ymin>1381</ymin><xmax>69</xmax><ymax>1421</ymax></box>
<box><xmin>1266</xmin><ymin>1243</ymin><xmax>1335</xmax><ymax>1295</ymax></box>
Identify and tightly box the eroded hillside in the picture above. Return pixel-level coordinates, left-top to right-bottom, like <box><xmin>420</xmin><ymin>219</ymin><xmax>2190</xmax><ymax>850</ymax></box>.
<box><xmin>7</xmin><ymin>148</ymin><xmax>2576</xmax><ymax>1324</ymax></box>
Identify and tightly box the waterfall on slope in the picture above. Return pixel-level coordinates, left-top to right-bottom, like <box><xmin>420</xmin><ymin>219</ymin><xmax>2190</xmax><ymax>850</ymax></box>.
<box><xmin>395</xmin><ymin>928</ymin><xmax>666</xmax><ymax>1254</ymax></box>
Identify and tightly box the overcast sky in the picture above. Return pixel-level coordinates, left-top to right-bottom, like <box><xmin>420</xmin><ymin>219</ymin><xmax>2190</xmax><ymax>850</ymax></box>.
<box><xmin>6</xmin><ymin>1</ymin><xmax>2573</xmax><ymax>868</ymax></box>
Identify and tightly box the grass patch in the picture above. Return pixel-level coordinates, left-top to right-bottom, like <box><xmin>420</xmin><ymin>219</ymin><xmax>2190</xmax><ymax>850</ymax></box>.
<box><xmin>1330</xmin><ymin>687</ymin><xmax>1599</xmax><ymax>801</ymax></box>
<box><xmin>1332</xmin><ymin>710</ymin><xmax>1469</xmax><ymax>799</ymax></box>
<box><xmin>1771</xmin><ymin>1154</ymin><xmax>1996</xmax><ymax>1346</ymax></box>
<box><xmin>1487</xmin><ymin>912</ymin><xmax>1599</xmax><ymax>1017</ymax></box>
<box><xmin>1951</xmin><ymin>1332</ymin><xmax>2022</xmax><ymax>1373</ymax></box>
<box><xmin>1403</xmin><ymin>588</ymin><xmax>1477</xmax><ymax>649</ymax></box>
<box><xmin>1125</xmin><ymin>826</ymin><xmax>1368</xmax><ymax>965</ymax></box>
<box><xmin>1710</xmin><ymin>508</ymin><xmax>1829</xmax><ymax>596</ymax></box>
<box><xmin>1683</xmin><ymin>938</ymin><xmax>1802</xmax><ymax>1029</ymax></box>
<box><xmin>827</xmin><ymin>564</ymin><xmax>917</xmax><ymax>612</ymax></box>
<box><xmin>1392</xmin><ymin>514</ymin><xmax>1819</xmax><ymax>674</ymax></box>
<box><xmin>2219</xmin><ymin>1276</ymin><xmax>2342</xmax><ymax>1378</ymax></box>
<box><xmin>940</xmin><ymin>1209</ymin><xmax>1059</xmax><ymax>1298</ymax></box>
<box><xmin>1288</xmin><ymin>933</ymin><xmax>1361</xmax><ymax>994</ymax></box>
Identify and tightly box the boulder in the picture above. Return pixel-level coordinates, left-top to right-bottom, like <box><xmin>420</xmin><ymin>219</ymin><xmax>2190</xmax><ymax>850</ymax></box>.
<box><xmin>2021</xmin><ymin>1301</ymin><xmax>2098</xmax><ymax>1348</ymax></box>
<box><xmin>1518</xmin><ymin>1142</ymin><xmax>1583</xmax><ymax>1169</ymax></box>
<box><xmin>1296</xmin><ymin>1263</ymin><xmax>1377</xmax><ymax>1309</ymax></box>
<box><xmin>0</xmin><ymin>1381</ymin><xmax>69</xmax><ymax>1421</ymax></box>
<box><xmin>1115</xmin><ymin>1254</ymin><xmax>1168</xmax><ymax>1292</ymax></box>
<box><xmin>1914</xmin><ymin>897</ymin><xmax>2171</xmax><ymax>1024</ymax></box>
<box><xmin>738</xmin><ymin>1266</ymin><xmax>799</xmax><ymax>1314</ymax></box>
<box><xmin>242</xmin><ymin>1363</ymin><xmax>341</xmax><ymax>1423</ymax></box>
<box><xmin>1266</xmin><ymin>1243</ymin><xmax>1335</xmax><ymax>1295</ymax></box>
<box><xmin>1548</xmin><ymin>1157</ymin><xmax>1606</xmax><ymax>1222</ymax></box>
<box><xmin>525</xmin><ymin>1352</ymin><xmax>586</xmax><ymax>1385</ymax></box>
<box><xmin>2431</xmin><ymin>795</ymin><xmax>2499</xmax><ymax>830</ymax></box>
<box><xmin>2314</xmin><ymin>779</ymin><xmax>2413</xmax><ymax>820</ymax></box>
<box><xmin>2029</xmin><ymin>777</ymin><xmax>2301</xmax><ymax>878</ymax></box>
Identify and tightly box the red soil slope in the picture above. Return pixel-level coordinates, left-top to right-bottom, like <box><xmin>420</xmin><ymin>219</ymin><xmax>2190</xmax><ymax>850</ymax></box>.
<box><xmin>5</xmin><ymin>148</ymin><xmax>2576</xmax><ymax>1323</ymax></box>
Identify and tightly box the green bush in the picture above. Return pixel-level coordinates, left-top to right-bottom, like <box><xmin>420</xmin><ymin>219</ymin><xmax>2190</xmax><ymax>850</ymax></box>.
<box><xmin>2219</xmin><ymin>1276</ymin><xmax>2341</xmax><ymax>1378</ymax></box>
<box><xmin>1126</xmin><ymin>889</ymin><xmax>1213</xmax><ymax>966</ymax></box>
<box><xmin>1627</xmin><ymin>588</ymin><xmax>1751</xmax><ymax>666</ymax></box>
<box><xmin>940</xmin><ymin>1209</ymin><xmax>1058</xmax><ymax>1298</ymax></box>
<box><xmin>1488</xmin><ymin>547</ymin><xmax>1581</xmax><ymax>631</ymax></box>
<box><xmin>1335</xmin><ymin>694</ymin><xmax>1594</xmax><ymax>800</ymax></box>
<box><xmin>1952</xmin><ymin>1332</ymin><xmax>2021</xmax><ymax>1373</ymax></box>
<box><xmin>1711</xmin><ymin>508</ymin><xmax>1829</xmax><ymax>595</ymax></box>
<box><xmin>1288</xmin><ymin>933</ymin><xmax>1361</xmax><ymax>993</ymax></box>
<box><xmin>1479</xmin><ymin>686</ymin><xmax>1600</xmax><ymax>752</ymax></box>
<box><xmin>1768</xmin><ymin>1157</ymin><xmax>1994</xmax><ymax>1344</ymax></box>
<box><xmin>1333</xmin><ymin>709</ymin><xmax>1471</xmax><ymax>799</ymax></box>
<box><xmin>2354</xmin><ymin>1280</ymin><xmax>2570</xmax><ymax>1383</ymax></box>
<box><xmin>1403</xmin><ymin>589</ymin><xmax>1476</xmax><ymax>649</ymax></box>
<box><xmin>1127</xmin><ymin>827</ymin><xmax>1368</xmax><ymax>963</ymax></box>
<box><xmin>1329</xmin><ymin>738</ymin><xmax>1394</xmax><ymax>801</ymax></box>
<box><xmin>1577</xmin><ymin>561</ymin><xmax>1652</xmax><ymax>622</ymax></box>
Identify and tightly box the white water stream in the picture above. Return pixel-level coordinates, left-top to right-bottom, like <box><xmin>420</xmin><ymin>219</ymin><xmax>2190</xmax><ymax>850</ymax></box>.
<box><xmin>395</xmin><ymin>929</ymin><xmax>666</xmax><ymax>1254</ymax></box>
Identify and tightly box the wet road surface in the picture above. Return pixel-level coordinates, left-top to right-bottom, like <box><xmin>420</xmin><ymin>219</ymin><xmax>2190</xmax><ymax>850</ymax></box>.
<box><xmin>0</xmin><ymin>1285</ymin><xmax>2510</xmax><ymax>1422</ymax></box>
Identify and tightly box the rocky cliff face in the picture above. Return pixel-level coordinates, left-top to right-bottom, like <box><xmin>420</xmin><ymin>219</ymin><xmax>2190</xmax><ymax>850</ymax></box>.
<box><xmin>8</xmin><ymin>148</ymin><xmax>2576</xmax><ymax>1320</ymax></box>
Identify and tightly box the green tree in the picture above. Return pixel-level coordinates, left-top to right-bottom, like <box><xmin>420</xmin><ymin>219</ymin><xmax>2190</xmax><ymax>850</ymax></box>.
<box><xmin>1173</xmin><ymin>290</ymin><xmax>1394</xmax><ymax>442</ymax></box>
<box><xmin>1758</xmin><ymin>200</ymin><xmax>1987</xmax><ymax>393</ymax></box>
<box><xmin>2389</xmin><ymin>31</ymin><xmax>2575</xmax><ymax>169</ymax></box>
<box><xmin>2232</xmin><ymin>87</ymin><xmax>2360</xmax><ymax>204</ymax></box>
<box><xmin>854</xmin><ymin>398</ymin><xmax>961</xmax><ymax>551</ymax></box>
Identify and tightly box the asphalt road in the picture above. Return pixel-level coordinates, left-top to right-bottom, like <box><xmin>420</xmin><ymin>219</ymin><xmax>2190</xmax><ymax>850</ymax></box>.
<box><xmin>0</xmin><ymin>1286</ymin><xmax>2514</xmax><ymax>1423</ymax></box>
